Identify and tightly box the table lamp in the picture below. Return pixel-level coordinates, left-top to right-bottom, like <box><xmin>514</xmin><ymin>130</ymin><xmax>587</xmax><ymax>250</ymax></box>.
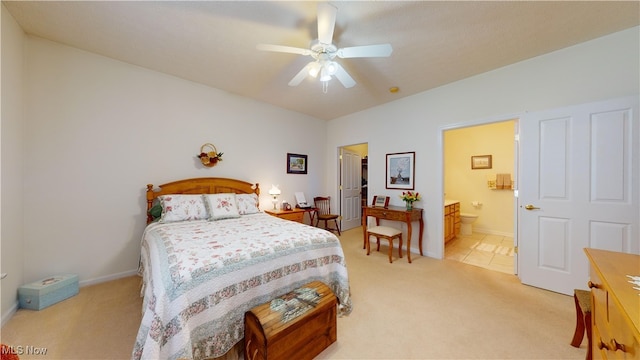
<box><xmin>268</xmin><ymin>185</ymin><xmax>281</xmax><ymax>210</ymax></box>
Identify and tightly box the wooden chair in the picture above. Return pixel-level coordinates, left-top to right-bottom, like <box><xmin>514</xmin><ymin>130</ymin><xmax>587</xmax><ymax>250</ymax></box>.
<box><xmin>570</xmin><ymin>289</ymin><xmax>592</xmax><ymax>360</ymax></box>
<box><xmin>366</xmin><ymin>226</ymin><xmax>403</xmax><ymax>263</ymax></box>
<box><xmin>313</xmin><ymin>196</ymin><xmax>341</xmax><ymax>235</ymax></box>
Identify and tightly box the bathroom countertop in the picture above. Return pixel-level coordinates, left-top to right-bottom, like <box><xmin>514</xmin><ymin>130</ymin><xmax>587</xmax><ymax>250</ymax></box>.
<box><xmin>444</xmin><ymin>199</ymin><xmax>459</xmax><ymax>206</ymax></box>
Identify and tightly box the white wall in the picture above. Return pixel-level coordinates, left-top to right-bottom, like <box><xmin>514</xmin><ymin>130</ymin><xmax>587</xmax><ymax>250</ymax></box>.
<box><xmin>19</xmin><ymin>37</ymin><xmax>327</xmax><ymax>291</ymax></box>
<box><xmin>1</xmin><ymin>4</ymin><xmax>26</xmax><ymax>323</ymax></box>
<box><xmin>326</xmin><ymin>27</ymin><xmax>640</xmax><ymax>260</ymax></box>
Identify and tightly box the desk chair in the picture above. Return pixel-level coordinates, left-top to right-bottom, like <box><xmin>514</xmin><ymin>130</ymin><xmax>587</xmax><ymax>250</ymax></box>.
<box><xmin>313</xmin><ymin>196</ymin><xmax>341</xmax><ymax>235</ymax></box>
<box><xmin>570</xmin><ymin>289</ymin><xmax>592</xmax><ymax>360</ymax></box>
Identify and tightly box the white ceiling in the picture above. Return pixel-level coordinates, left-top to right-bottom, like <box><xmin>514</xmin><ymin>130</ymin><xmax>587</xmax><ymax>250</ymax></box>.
<box><xmin>4</xmin><ymin>1</ymin><xmax>639</xmax><ymax>120</ymax></box>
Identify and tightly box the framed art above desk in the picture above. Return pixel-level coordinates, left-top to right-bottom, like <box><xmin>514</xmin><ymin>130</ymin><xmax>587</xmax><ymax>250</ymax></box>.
<box><xmin>386</xmin><ymin>152</ymin><xmax>415</xmax><ymax>190</ymax></box>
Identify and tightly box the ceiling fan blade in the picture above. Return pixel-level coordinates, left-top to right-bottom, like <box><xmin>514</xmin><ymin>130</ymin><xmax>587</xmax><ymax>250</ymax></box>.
<box><xmin>333</xmin><ymin>62</ymin><xmax>356</xmax><ymax>88</ymax></box>
<box><xmin>317</xmin><ymin>2</ymin><xmax>337</xmax><ymax>45</ymax></box>
<box><xmin>337</xmin><ymin>44</ymin><xmax>393</xmax><ymax>58</ymax></box>
<box><xmin>288</xmin><ymin>62</ymin><xmax>315</xmax><ymax>86</ymax></box>
<box><xmin>257</xmin><ymin>44</ymin><xmax>311</xmax><ymax>56</ymax></box>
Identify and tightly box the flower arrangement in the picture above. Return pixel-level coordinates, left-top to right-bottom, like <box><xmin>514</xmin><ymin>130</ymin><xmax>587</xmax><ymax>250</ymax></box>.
<box><xmin>198</xmin><ymin>143</ymin><xmax>223</xmax><ymax>167</ymax></box>
<box><xmin>400</xmin><ymin>191</ymin><xmax>421</xmax><ymax>203</ymax></box>
<box><xmin>400</xmin><ymin>191</ymin><xmax>421</xmax><ymax>210</ymax></box>
<box><xmin>198</xmin><ymin>151</ymin><xmax>223</xmax><ymax>166</ymax></box>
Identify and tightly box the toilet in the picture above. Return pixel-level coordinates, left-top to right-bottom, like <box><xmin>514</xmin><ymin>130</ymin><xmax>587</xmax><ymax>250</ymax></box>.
<box><xmin>459</xmin><ymin>213</ymin><xmax>478</xmax><ymax>235</ymax></box>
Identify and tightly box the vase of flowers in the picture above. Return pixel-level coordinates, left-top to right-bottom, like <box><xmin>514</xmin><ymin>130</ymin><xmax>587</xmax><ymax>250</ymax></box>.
<box><xmin>400</xmin><ymin>191</ymin><xmax>421</xmax><ymax>211</ymax></box>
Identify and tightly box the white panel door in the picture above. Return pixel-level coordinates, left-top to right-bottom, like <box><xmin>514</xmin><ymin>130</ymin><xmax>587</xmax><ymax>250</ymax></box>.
<box><xmin>519</xmin><ymin>96</ymin><xmax>639</xmax><ymax>295</ymax></box>
<box><xmin>340</xmin><ymin>148</ymin><xmax>362</xmax><ymax>231</ymax></box>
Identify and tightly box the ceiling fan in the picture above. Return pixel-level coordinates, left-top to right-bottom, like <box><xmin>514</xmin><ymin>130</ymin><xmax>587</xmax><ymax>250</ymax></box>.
<box><xmin>257</xmin><ymin>2</ymin><xmax>393</xmax><ymax>92</ymax></box>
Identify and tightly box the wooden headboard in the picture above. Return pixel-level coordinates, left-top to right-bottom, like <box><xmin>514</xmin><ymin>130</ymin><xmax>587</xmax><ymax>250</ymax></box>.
<box><xmin>146</xmin><ymin>177</ymin><xmax>260</xmax><ymax>223</ymax></box>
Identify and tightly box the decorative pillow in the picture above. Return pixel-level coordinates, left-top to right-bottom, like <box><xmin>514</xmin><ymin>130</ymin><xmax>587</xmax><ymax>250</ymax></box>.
<box><xmin>203</xmin><ymin>193</ymin><xmax>241</xmax><ymax>220</ymax></box>
<box><xmin>158</xmin><ymin>194</ymin><xmax>209</xmax><ymax>223</ymax></box>
<box><xmin>149</xmin><ymin>203</ymin><xmax>163</xmax><ymax>221</ymax></box>
<box><xmin>236</xmin><ymin>193</ymin><xmax>260</xmax><ymax>215</ymax></box>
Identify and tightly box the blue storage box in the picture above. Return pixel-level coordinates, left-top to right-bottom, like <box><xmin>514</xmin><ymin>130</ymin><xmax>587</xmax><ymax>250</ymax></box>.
<box><xmin>18</xmin><ymin>274</ymin><xmax>79</xmax><ymax>310</ymax></box>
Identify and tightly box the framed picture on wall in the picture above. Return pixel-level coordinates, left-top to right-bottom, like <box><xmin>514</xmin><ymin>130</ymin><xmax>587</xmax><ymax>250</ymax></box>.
<box><xmin>471</xmin><ymin>155</ymin><xmax>492</xmax><ymax>169</ymax></box>
<box><xmin>287</xmin><ymin>153</ymin><xmax>308</xmax><ymax>174</ymax></box>
<box><xmin>386</xmin><ymin>152</ymin><xmax>415</xmax><ymax>190</ymax></box>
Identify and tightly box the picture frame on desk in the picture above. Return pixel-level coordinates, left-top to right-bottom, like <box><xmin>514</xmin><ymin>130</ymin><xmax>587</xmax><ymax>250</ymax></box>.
<box><xmin>373</xmin><ymin>195</ymin><xmax>390</xmax><ymax>208</ymax></box>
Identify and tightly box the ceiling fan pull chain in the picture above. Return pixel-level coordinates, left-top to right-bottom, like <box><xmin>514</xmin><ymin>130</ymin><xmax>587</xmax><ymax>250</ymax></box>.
<box><xmin>323</xmin><ymin>81</ymin><xmax>329</xmax><ymax>94</ymax></box>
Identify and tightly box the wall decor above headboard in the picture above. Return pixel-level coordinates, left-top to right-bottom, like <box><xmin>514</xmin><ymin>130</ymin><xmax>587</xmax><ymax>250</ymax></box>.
<box><xmin>197</xmin><ymin>143</ymin><xmax>223</xmax><ymax>167</ymax></box>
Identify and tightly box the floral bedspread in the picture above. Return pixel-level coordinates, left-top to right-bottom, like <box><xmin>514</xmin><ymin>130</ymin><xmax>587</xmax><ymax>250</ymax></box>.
<box><xmin>132</xmin><ymin>212</ymin><xmax>352</xmax><ymax>360</ymax></box>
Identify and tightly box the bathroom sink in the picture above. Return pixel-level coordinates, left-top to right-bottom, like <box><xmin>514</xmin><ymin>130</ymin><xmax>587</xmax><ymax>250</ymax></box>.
<box><xmin>444</xmin><ymin>199</ymin><xmax>459</xmax><ymax>206</ymax></box>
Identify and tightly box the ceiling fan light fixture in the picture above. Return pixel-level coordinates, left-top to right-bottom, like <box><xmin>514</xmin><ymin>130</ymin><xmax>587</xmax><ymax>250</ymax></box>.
<box><xmin>320</xmin><ymin>67</ymin><xmax>332</xmax><ymax>82</ymax></box>
<box><xmin>257</xmin><ymin>3</ymin><xmax>392</xmax><ymax>92</ymax></box>
<box><xmin>308</xmin><ymin>62</ymin><xmax>322</xmax><ymax>78</ymax></box>
<box><xmin>326</xmin><ymin>61</ymin><xmax>337</xmax><ymax>75</ymax></box>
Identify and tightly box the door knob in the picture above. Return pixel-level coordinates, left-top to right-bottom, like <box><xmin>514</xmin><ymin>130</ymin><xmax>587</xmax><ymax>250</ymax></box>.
<box><xmin>524</xmin><ymin>204</ymin><xmax>540</xmax><ymax>210</ymax></box>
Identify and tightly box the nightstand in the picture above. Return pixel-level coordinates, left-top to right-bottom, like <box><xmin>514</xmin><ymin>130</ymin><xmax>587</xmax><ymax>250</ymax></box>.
<box><xmin>265</xmin><ymin>208</ymin><xmax>305</xmax><ymax>223</ymax></box>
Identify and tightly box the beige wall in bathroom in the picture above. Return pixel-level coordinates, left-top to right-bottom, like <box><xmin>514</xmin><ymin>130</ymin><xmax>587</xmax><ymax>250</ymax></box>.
<box><xmin>444</xmin><ymin>120</ymin><xmax>515</xmax><ymax>236</ymax></box>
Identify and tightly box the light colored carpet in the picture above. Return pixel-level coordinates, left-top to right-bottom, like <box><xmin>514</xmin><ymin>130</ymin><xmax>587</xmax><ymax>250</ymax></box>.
<box><xmin>1</xmin><ymin>227</ymin><xmax>586</xmax><ymax>359</ymax></box>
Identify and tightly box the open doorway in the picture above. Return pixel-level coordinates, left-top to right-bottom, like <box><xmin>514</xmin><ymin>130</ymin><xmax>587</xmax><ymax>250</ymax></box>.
<box><xmin>340</xmin><ymin>143</ymin><xmax>368</xmax><ymax>231</ymax></box>
<box><xmin>442</xmin><ymin>120</ymin><xmax>517</xmax><ymax>275</ymax></box>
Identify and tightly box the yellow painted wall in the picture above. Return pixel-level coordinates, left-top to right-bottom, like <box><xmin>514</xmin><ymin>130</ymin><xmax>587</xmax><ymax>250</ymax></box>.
<box><xmin>444</xmin><ymin>120</ymin><xmax>515</xmax><ymax>236</ymax></box>
<box><xmin>343</xmin><ymin>143</ymin><xmax>368</xmax><ymax>158</ymax></box>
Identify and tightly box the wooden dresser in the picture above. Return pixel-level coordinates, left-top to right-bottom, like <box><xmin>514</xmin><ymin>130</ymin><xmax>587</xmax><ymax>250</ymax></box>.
<box><xmin>584</xmin><ymin>248</ymin><xmax>640</xmax><ymax>359</ymax></box>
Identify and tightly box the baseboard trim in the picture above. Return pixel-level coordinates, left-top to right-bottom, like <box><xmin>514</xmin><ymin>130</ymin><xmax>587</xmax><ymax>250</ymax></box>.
<box><xmin>78</xmin><ymin>269</ymin><xmax>139</xmax><ymax>287</ymax></box>
<box><xmin>1</xmin><ymin>301</ymin><xmax>18</xmax><ymax>327</ymax></box>
<box><xmin>473</xmin><ymin>227</ymin><xmax>514</xmax><ymax>238</ymax></box>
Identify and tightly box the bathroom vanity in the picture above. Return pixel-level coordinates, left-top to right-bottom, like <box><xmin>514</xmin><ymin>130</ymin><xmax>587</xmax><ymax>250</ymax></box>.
<box><xmin>444</xmin><ymin>200</ymin><xmax>460</xmax><ymax>242</ymax></box>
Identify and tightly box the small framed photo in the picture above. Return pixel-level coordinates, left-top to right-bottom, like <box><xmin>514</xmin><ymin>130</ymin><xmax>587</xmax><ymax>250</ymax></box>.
<box><xmin>386</xmin><ymin>152</ymin><xmax>415</xmax><ymax>190</ymax></box>
<box><xmin>471</xmin><ymin>155</ymin><xmax>492</xmax><ymax>169</ymax></box>
<box><xmin>372</xmin><ymin>195</ymin><xmax>390</xmax><ymax>208</ymax></box>
<box><xmin>287</xmin><ymin>153</ymin><xmax>308</xmax><ymax>174</ymax></box>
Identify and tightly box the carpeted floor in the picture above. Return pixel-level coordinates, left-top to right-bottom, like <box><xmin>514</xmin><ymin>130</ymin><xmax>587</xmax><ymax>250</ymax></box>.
<box><xmin>1</xmin><ymin>227</ymin><xmax>586</xmax><ymax>359</ymax></box>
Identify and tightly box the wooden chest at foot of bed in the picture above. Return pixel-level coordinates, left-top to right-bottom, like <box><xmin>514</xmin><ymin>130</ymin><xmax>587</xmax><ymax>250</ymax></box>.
<box><xmin>18</xmin><ymin>274</ymin><xmax>79</xmax><ymax>310</ymax></box>
<box><xmin>244</xmin><ymin>281</ymin><xmax>337</xmax><ymax>360</ymax></box>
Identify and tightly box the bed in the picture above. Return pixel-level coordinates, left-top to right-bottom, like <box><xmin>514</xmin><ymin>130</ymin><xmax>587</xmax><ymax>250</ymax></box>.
<box><xmin>132</xmin><ymin>177</ymin><xmax>352</xmax><ymax>360</ymax></box>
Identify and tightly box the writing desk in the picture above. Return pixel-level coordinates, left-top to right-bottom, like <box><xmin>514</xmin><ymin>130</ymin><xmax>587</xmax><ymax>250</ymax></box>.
<box><xmin>362</xmin><ymin>205</ymin><xmax>424</xmax><ymax>263</ymax></box>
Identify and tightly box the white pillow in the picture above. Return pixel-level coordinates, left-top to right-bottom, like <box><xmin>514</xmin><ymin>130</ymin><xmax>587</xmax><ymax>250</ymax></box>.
<box><xmin>159</xmin><ymin>194</ymin><xmax>208</xmax><ymax>223</ymax></box>
<box><xmin>236</xmin><ymin>193</ymin><xmax>260</xmax><ymax>215</ymax></box>
<box><xmin>203</xmin><ymin>193</ymin><xmax>241</xmax><ymax>220</ymax></box>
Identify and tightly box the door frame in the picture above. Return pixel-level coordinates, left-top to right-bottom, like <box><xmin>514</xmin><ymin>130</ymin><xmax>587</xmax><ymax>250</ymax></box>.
<box><xmin>338</xmin><ymin>143</ymin><xmax>368</xmax><ymax>231</ymax></box>
<box><xmin>439</xmin><ymin>113</ymin><xmax>522</xmax><ymax>272</ymax></box>
<box><xmin>339</xmin><ymin>146</ymin><xmax>363</xmax><ymax>231</ymax></box>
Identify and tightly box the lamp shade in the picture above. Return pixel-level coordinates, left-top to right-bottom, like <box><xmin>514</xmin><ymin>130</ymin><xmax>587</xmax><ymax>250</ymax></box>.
<box><xmin>268</xmin><ymin>185</ymin><xmax>281</xmax><ymax>196</ymax></box>
<box><xmin>320</xmin><ymin>66</ymin><xmax>331</xmax><ymax>82</ymax></box>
